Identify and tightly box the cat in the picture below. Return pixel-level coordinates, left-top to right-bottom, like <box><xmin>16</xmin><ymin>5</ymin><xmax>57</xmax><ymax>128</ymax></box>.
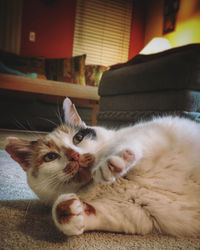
<box><xmin>6</xmin><ymin>97</ymin><xmax>200</xmax><ymax>237</ymax></box>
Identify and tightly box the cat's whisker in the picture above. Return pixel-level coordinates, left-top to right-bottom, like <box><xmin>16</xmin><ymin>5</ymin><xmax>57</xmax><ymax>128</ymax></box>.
<box><xmin>24</xmin><ymin>200</ymin><xmax>31</xmax><ymax>218</ymax></box>
<box><xmin>25</xmin><ymin>119</ymin><xmax>35</xmax><ymax>131</ymax></box>
<box><xmin>14</xmin><ymin>119</ymin><xmax>29</xmax><ymax>131</ymax></box>
<box><xmin>14</xmin><ymin>119</ymin><xmax>38</xmax><ymax>137</ymax></box>
<box><xmin>55</xmin><ymin>102</ymin><xmax>64</xmax><ymax>125</ymax></box>
<box><xmin>38</xmin><ymin>117</ymin><xmax>59</xmax><ymax>127</ymax></box>
<box><xmin>14</xmin><ymin>119</ymin><xmax>45</xmax><ymax>141</ymax></box>
<box><xmin>37</xmin><ymin>117</ymin><xmax>58</xmax><ymax>127</ymax></box>
<box><xmin>38</xmin><ymin>171</ymin><xmax>68</xmax><ymax>191</ymax></box>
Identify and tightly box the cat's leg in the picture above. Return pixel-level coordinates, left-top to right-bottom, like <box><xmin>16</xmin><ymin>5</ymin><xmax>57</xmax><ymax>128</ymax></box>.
<box><xmin>92</xmin><ymin>148</ymin><xmax>141</xmax><ymax>184</ymax></box>
<box><xmin>52</xmin><ymin>193</ymin><xmax>153</xmax><ymax>236</ymax></box>
<box><xmin>52</xmin><ymin>193</ymin><xmax>85</xmax><ymax>235</ymax></box>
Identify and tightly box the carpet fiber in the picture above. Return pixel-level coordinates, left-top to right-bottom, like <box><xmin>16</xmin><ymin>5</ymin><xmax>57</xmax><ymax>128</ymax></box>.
<box><xmin>1</xmin><ymin>130</ymin><xmax>200</xmax><ymax>250</ymax></box>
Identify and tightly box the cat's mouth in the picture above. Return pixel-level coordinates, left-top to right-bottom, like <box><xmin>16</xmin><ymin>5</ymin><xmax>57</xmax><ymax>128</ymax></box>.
<box><xmin>64</xmin><ymin>153</ymin><xmax>95</xmax><ymax>184</ymax></box>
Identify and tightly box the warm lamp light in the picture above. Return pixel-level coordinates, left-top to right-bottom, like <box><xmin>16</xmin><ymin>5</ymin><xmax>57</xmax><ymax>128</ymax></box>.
<box><xmin>140</xmin><ymin>37</ymin><xmax>172</xmax><ymax>54</ymax></box>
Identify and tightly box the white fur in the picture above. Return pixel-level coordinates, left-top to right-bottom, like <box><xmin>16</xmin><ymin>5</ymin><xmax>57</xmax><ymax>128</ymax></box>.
<box><xmin>54</xmin><ymin>116</ymin><xmax>200</xmax><ymax>237</ymax></box>
<box><xmin>9</xmin><ymin>115</ymin><xmax>200</xmax><ymax>237</ymax></box>
<box><xmin>52</xmin><ymin>193</ymin><xmax>85</xmax><ymax>235</ymax></box>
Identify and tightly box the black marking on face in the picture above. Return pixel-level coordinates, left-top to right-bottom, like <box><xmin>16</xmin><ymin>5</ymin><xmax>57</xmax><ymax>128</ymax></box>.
<box><xmin>73</xmin><ymin>128</ymin><xmax>97</xmax><ymax>145</ymax></box>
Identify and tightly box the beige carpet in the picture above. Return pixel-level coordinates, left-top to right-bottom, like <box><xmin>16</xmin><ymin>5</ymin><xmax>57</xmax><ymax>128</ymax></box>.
<box><xmin>1</xmin><ymin>129</ymin><xmax>200</xmax><ymax>250</ymax></box>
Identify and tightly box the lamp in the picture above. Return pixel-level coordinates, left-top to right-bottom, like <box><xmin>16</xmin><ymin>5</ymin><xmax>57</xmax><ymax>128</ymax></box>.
<box><xmin>139</xmin><ymin>37</ymin><xmax>172</xmax><ymax>55</ymax></box>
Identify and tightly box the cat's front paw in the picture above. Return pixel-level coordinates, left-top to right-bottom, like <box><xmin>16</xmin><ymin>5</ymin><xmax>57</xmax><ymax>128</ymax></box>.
<box><xmin>52</xmin><ymin>193</ymin><xmax>85</xmax><ymax>236</ymax></box>
<box><xmin>93</xmin><ymin>149</ymin><xmax>135</xmax><ymax>184</ymax></box>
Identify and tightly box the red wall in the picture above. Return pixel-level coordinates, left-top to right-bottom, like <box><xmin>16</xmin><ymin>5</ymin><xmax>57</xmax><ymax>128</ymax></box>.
<box><xmin>21</xmin><ymin>0</ymin><xmax>145</xmax><ymax>60</ymax></box>
<box><xmin>20</xmin><ymin>0</ymin><xmax>76</xmax><ymax>58</ymax></box>
<box><xmin>128</xmin><ymin>0</ymin><xmax>146</xmax><ymax>59</ymax></box>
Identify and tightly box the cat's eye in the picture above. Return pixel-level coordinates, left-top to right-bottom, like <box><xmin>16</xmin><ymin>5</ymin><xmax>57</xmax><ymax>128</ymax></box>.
<box><xmin>73</xmin><ymin>128</ymin><xmax>96</xmax><ymax>145</ymax></box>
<box><xmin>73</xmin><ymin>132</ymin><xmax>84</xmax><ymax>145</ymax></box>
<box><xmin>43</xmin><ymin>152</ymin><xmax>60</xmax><ymax>162</ymax></box>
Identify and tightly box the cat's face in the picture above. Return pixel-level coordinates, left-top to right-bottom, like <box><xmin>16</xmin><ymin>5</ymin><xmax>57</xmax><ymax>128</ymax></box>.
<box><xmin>5</xmin><ymin>98</ymin><xmax>110</xmax><ymax>204</ymax></box>
<box><xmin>6</xmin><ymin>124</ymin><xmax>101</xmax><ymax>203</ymax></box>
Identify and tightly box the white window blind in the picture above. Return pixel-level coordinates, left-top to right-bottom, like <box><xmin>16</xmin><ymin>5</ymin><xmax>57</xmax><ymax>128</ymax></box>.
<box><xmin>73</xmin><ymin>0</ymin><xmax>133</xmax><ymax>66</ymax></box>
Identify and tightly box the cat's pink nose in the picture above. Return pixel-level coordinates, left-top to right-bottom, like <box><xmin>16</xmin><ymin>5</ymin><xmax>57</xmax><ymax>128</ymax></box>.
<box><xmin>66</xmin><ymin>149</ymin><xmax>80</xmax><ymax>161</ymax></box>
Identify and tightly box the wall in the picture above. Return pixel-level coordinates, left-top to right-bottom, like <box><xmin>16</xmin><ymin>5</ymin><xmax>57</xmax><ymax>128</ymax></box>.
<box><xmin>20</xmin><ymin>0</ymin><xmax>146</xmax><ymax>60</ymax></box>
<box><xmin>128</xmin><ymin>0</ymin><xmax>146</xmax><ymax>58</ymax></box>
<box><xmin>20</xmin><ymin>0</ymin><xmax>76</xmax><ymax>58</ymax></box>
<box><xmin>165</xmin><ymin>0</ymin><xmax>200</xmax><ymax>47</ymax></box>
<box><xmin>144</xmin><ymin>0</ymin><xmax>163</xmax><ymax>45</ymax></box>
<box><xmin>144</xmin><ymin>0</ymin><xmax>200</xmax><ymax>47</ymax></box>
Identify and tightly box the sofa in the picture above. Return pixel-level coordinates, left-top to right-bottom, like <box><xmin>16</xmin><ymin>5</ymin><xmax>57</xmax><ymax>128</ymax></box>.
<box><xmin>97</xmin><ymin>44</ymin><xmax>200</xmax><ymax>128</ymax></box>
<box><xmin>0</xmin><ymin>51</ymin><xmax>106</xmax><ymax>131</ymax></box>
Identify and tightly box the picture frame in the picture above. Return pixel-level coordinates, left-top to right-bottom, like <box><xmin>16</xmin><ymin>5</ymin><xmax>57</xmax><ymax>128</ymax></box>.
<box><xmin>163</xmin><ymin>0</ymin><xmax>180</xmax><ymax>34</ymax></box>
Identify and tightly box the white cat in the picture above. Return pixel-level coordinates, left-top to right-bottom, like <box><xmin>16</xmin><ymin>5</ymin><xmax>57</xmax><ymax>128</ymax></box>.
<box><xmin>6</xmin><ymin>98</ymin><xmax>200</xmax><ymax>237</ymax></box>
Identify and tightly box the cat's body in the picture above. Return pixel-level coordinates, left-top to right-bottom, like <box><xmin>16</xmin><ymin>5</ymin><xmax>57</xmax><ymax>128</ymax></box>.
<box><xmin>6</xmin><ymin>98</ymin><xmax>200</xmax><ymax>237</ymax></box>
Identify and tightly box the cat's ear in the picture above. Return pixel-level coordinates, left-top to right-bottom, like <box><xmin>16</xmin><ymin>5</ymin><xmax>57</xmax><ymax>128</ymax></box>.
<box><xmin>63</xmin><ymin>97</ymin><xmax>86</xmax><ymax>127</ymax></box>
<box><xmin>6</xmin><ymin>137</ymin><xmax>34</xmax><ymax>171</ymax></box>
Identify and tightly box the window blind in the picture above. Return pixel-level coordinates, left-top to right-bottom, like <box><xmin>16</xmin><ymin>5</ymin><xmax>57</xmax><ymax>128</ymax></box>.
<box><xmin>73</xmin><ymin>0</ymin><xmax>133</xmax><ymax>66</ymax></box>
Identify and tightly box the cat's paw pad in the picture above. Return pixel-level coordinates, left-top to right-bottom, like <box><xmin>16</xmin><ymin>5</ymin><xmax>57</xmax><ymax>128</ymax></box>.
<box><xmin>93</xmin><ymin>149</ymin><xmax>135</xmax><ymax>184</ymax></box>
<box><xmin>52</xmin><ymin>193</ymin><xmax>85</xmax><ymax>236</ymax></box>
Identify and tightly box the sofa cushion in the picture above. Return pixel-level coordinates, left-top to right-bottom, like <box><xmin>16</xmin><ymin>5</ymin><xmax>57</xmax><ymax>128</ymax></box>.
<box><xmin>99</xmin><ymin>44</ymin><xmax>200</xmax><ymax>96</ymax></box>
<box><xmin>85</xmin><ymin>64</ymin><xmax>108</xmax><ymax>86</ymax></box>
<box><xmin>63</xmin><ymin>54</ymin><xmax>86</xmax><ymax>85</ymax></box>
<box><xmin>99</xmin><ymin>90</ymin><xmax>200</xmax><ymax>112</ymax></box>
<box><xmin>45</xmin><ymin>54</ymin><xmax>86</xmax><ymax>85</ymax></box>
<box><xmin>0</xmin><ymin>50</ymin><xmax>46</xmax><ymax>76</ymax></box>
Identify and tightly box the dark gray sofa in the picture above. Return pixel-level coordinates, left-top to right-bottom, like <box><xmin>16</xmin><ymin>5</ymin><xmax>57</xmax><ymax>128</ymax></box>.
<box><xmin>97</xmin><ymin>44</ymin><xmax>200</xmax><ymax>128</ymax></box>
